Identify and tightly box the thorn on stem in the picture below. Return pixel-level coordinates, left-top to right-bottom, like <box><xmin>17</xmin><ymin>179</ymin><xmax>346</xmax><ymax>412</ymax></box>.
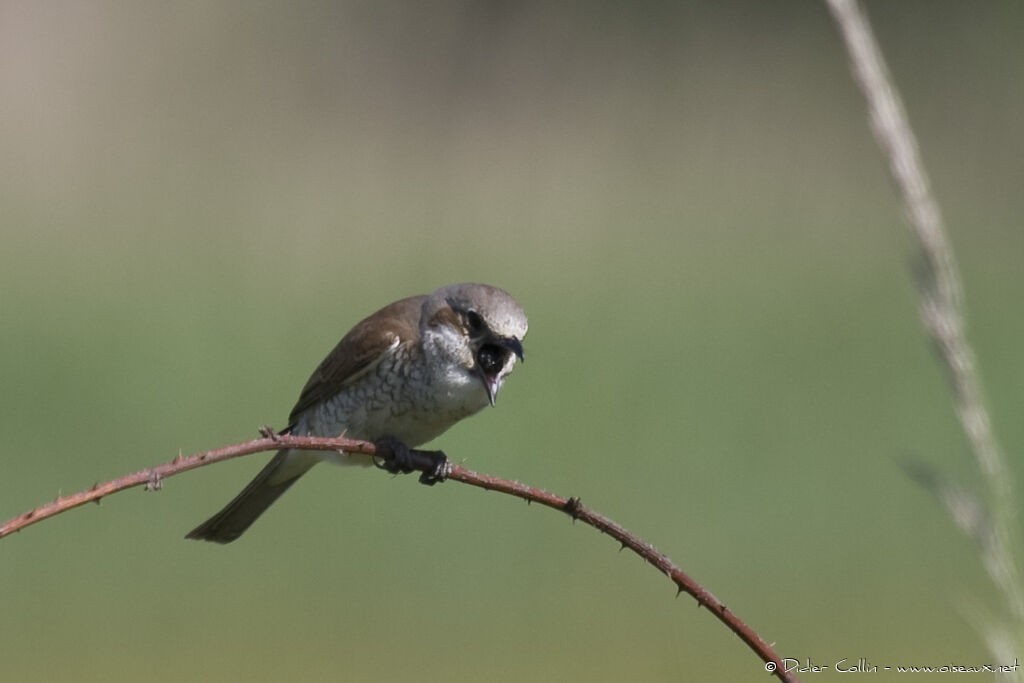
<box><xmin>563</xmin><ymin>496</ymin><xmax>582</xmax><ymax>519</ymax></box>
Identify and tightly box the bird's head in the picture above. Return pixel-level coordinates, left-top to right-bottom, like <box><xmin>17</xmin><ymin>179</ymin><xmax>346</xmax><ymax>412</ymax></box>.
<box><xmin>422</xmin><ymin>283</ymin><xmax>528</xmax><ymax>406</ymax></box>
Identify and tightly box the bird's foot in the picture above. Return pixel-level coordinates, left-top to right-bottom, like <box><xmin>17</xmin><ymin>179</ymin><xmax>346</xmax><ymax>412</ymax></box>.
<box><xmin>373</xmin><ymin>436</ymin><xmax>415</xmax><ymax>474</ymax></box>
<box><xmin>372</xmin><ymin>437</ymin><xmax>449</xmax><ymax>486</ymax></box>
<box><xmin>417</xmin><ymin>450</ymin><xmax>450</xmax><ymax>487</ymax></box>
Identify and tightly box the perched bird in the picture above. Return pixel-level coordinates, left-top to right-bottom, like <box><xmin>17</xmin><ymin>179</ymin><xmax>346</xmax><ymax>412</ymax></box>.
<box><xmin>186</xmin><ymin>283</ymin><xmax>528</xmax><ymax>544</ymax></box>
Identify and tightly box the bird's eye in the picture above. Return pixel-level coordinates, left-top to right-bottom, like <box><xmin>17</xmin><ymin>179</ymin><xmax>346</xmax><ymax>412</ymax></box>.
<box><xmin>466</xmin><ymin>310</ymin><xmax>484</xmax><ymax>332</ymax></box>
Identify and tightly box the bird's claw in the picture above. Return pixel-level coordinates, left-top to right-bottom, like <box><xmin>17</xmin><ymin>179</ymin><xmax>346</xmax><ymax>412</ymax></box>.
<box><xmin>373</xmin><ymin>437</ymin><xmax>449</xmax><ymax>486</ymax></box>
<box><xmin>418</xmin><ymin>450</ymin><xmax>450</xmax><ymax>486</ymax></box>
<box><xmin>373</xmin><ymin>436</ymin><xmax>415</xmax><ymax>474</ymax></box>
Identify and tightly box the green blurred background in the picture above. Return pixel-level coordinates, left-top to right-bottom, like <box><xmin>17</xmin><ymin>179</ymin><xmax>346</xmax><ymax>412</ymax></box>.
<box><xmin>2</xmin><ymin>2</ymin><xmax>1023</xmax><ymax>680</ymax></box>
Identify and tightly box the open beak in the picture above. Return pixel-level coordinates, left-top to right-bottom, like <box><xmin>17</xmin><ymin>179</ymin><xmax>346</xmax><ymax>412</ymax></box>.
<box><xmin>478</xmin><ymin>337</ymin><xmax>524</xmax><ymax>407</ymax></box>
<box><xmin>483</xmin><ymin>375</ymin><xmax>498</xmax><ymax>407</ymax></box>
<box><xmin>497</xmin><ymin>337</ymin><xmax>524</xmax><ymax>362</ymax></box>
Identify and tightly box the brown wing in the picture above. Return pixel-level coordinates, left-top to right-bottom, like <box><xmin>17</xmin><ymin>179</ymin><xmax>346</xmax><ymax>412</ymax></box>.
<box><xmin>286</xmin><ymin>295</ymin><xmax>426</xmax><ymax>427</ymax></box>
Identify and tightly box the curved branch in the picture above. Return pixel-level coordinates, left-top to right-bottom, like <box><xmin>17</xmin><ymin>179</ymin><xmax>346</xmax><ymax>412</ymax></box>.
<box><xmin>0</xmin><ymin>432</ymin><xmax>797</xmax><ymax>682</ymax></box>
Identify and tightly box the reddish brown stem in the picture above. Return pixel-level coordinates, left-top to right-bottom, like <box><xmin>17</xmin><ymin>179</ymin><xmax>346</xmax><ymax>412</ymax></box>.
<box><xmin>0</xmin><ymin>432</ymin><xmax>797</xmax><ymax>682</ymax></box>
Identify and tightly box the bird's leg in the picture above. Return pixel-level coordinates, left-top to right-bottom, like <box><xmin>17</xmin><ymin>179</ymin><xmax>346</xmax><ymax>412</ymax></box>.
<box><xmin>372</xmin><ymin>436</ymin><xmax>450</xmax><ymax>486</ymax></box>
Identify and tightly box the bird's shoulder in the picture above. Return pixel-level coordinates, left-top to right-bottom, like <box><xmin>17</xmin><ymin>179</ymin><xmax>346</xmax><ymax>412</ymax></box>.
<box><xmin>287</xmin><ymin>295</ymin><xmax>426</xmax><ymax>425</ymax></box>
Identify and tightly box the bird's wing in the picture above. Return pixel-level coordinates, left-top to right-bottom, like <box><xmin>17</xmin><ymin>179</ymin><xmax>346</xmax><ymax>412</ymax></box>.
<box><xmin>286</xmin><ymin>295</ymin><xmax>426</xmax><ymax>426</ymax></box>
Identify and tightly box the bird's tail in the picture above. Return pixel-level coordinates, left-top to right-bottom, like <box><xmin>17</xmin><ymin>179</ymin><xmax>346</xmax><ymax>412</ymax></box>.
<box><xmin>185</xmin><ymin>449</ymin><xmax>316</xmax><ymax>544</ymax></box>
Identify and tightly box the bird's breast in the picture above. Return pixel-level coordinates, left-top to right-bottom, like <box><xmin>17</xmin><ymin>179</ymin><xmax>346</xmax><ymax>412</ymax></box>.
<box><xmin>302</xmin><ymin>350</ymin><xmax>488</xmax><ymax>448</ymax></box>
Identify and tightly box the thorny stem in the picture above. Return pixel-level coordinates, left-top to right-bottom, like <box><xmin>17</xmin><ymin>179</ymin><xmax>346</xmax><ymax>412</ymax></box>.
<box><xmin>0</xmin><ymin>431</ymin><xmax>798</xmax><ymax>682</ymax></box>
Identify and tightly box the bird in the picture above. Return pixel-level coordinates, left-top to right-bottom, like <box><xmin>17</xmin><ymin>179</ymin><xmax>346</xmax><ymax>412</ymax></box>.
<box><xmin>186</xmin><ymin>283</ymin><xmax>528</xmax><ymax>544</ymax></box>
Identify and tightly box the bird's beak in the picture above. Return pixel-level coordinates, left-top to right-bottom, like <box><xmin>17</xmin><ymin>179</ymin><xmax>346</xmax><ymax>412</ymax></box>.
<box><xmin>498</xmin><ymin>337</ymin><xmax>525</xmax><ymax>362</ymax></box>
<box><xmin>478</xmin><ymin>337</ymin><xmax>524</xmax><ymax>407</ymax></box>
<box><xmin>483</xmin><ymin>376</ymin><xmax>498</xmax><ymax>408</ymax></box>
